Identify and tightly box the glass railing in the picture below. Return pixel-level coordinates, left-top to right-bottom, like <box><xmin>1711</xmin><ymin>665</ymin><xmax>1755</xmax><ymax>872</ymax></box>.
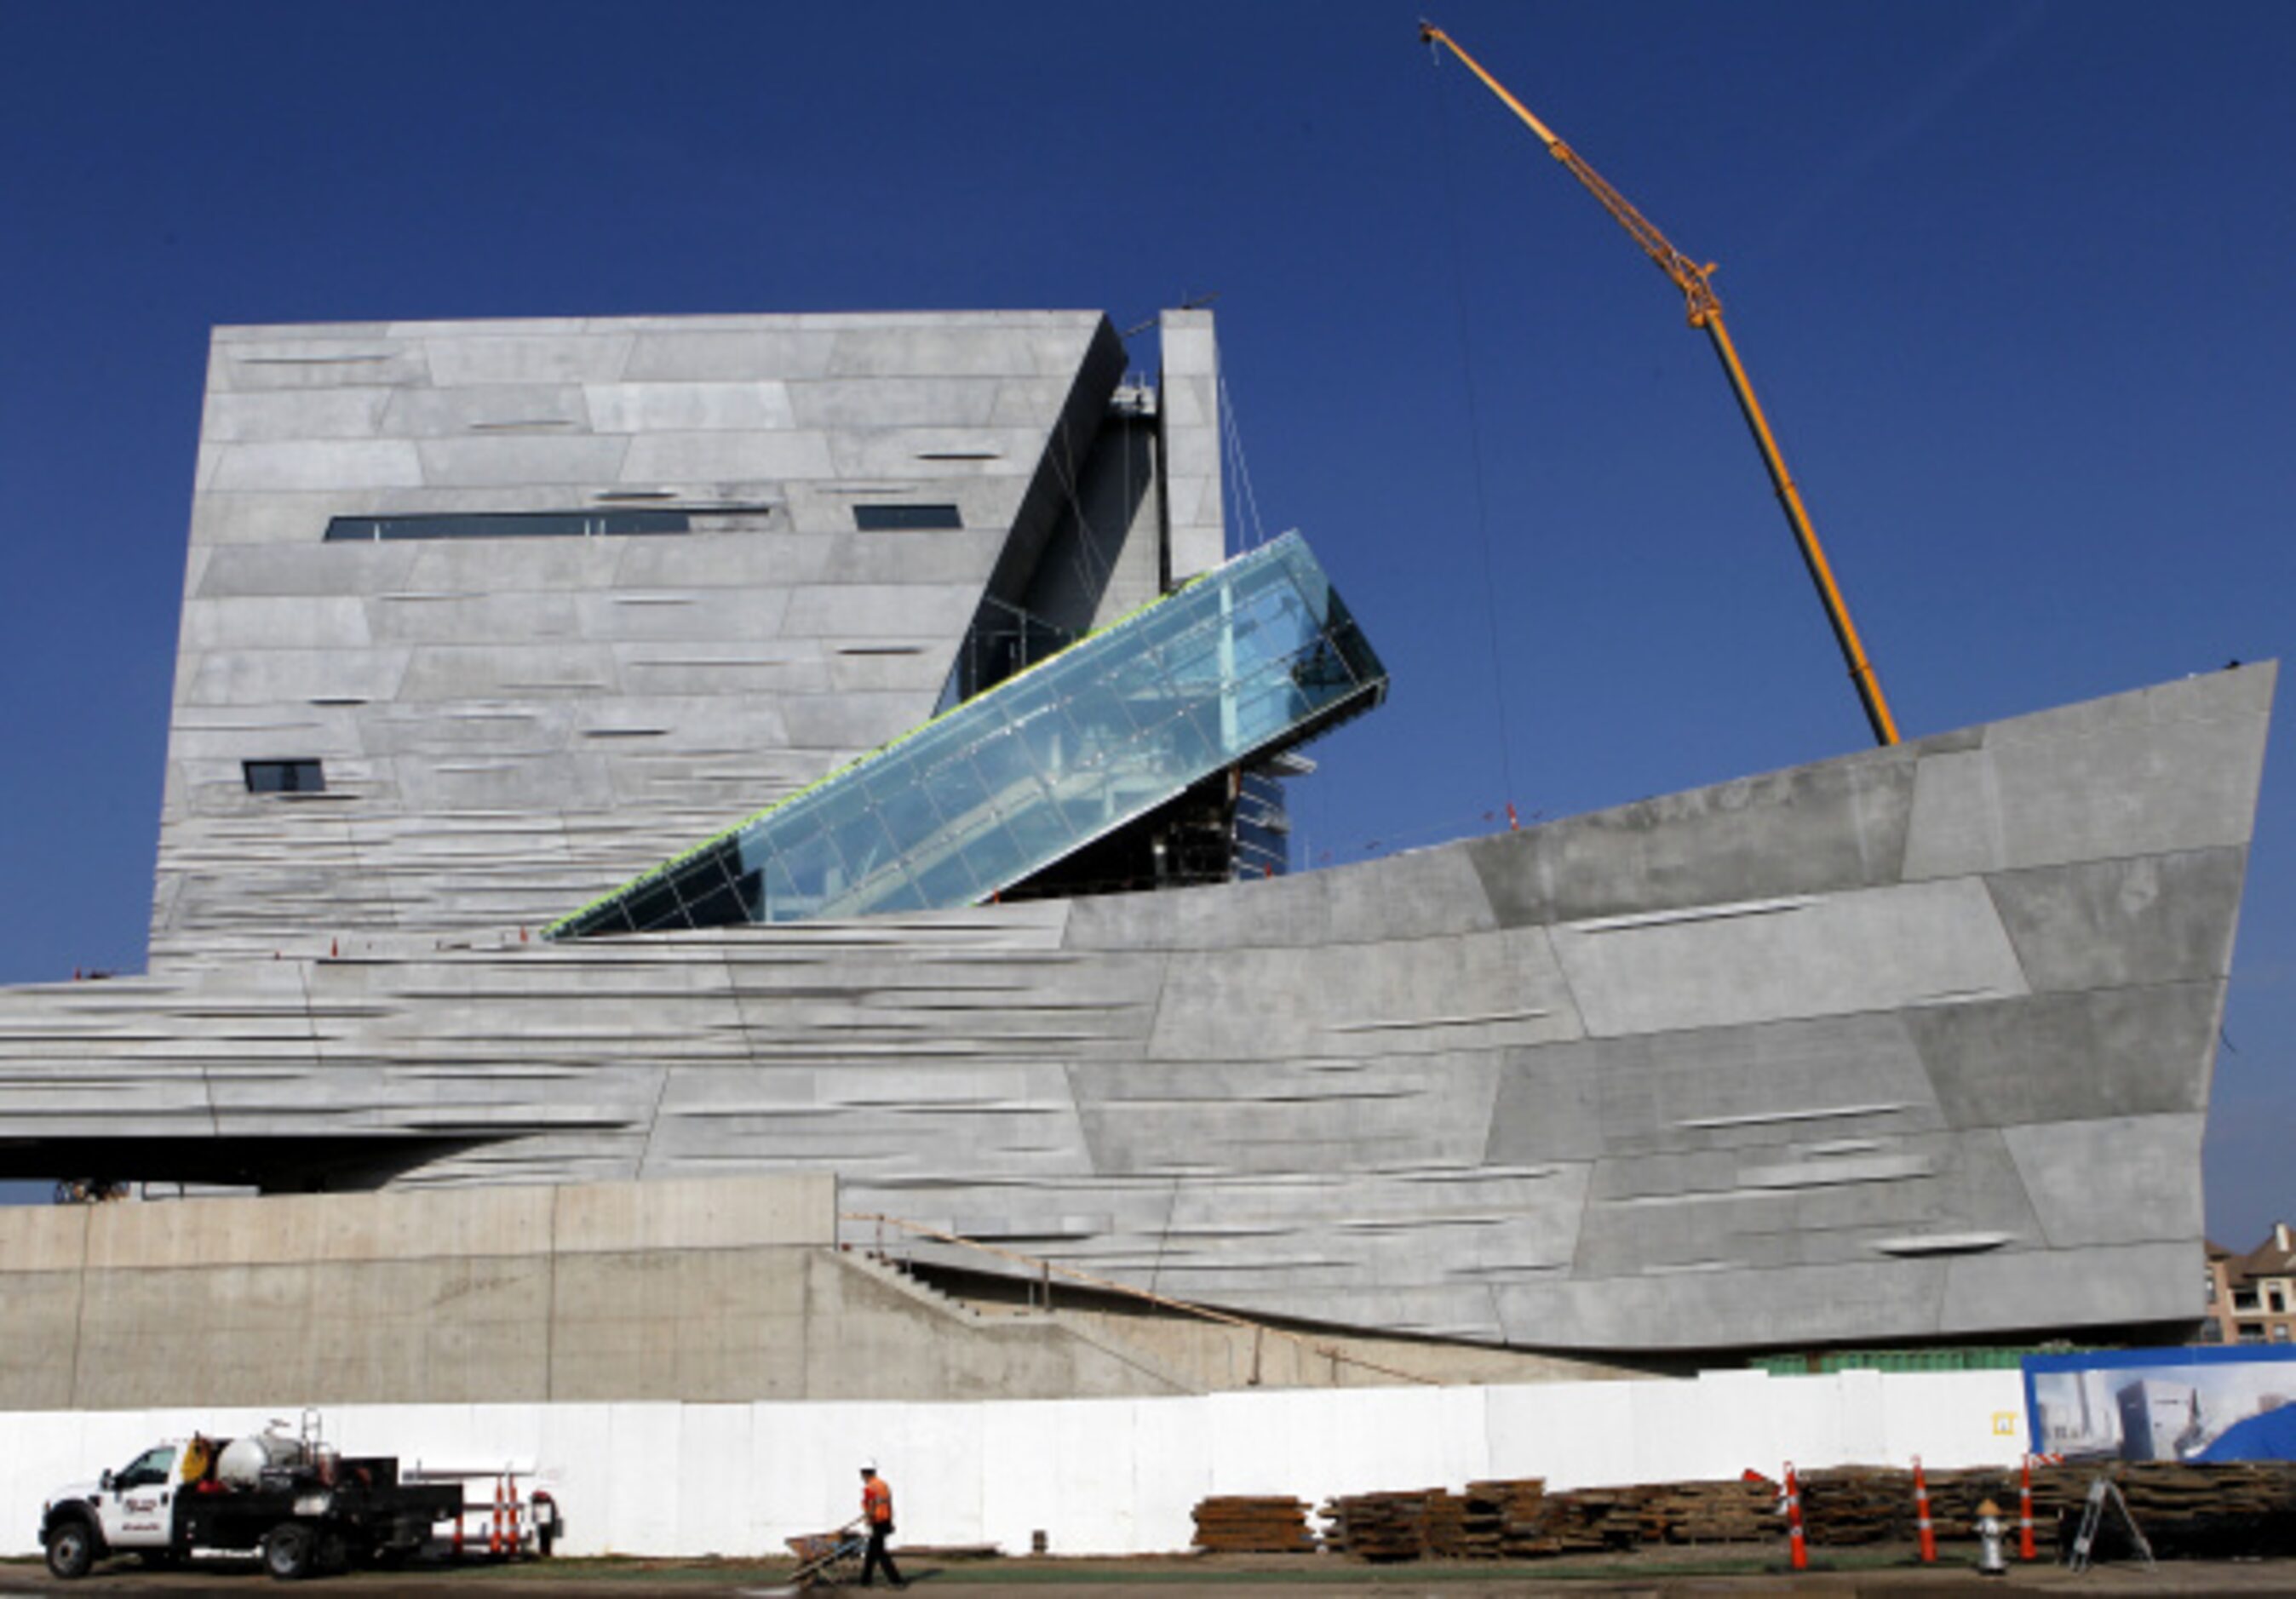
<box><xmin>548</xmin><ymin>531</ymin><xmax>1386</xmax><ymax>937</ymax></box>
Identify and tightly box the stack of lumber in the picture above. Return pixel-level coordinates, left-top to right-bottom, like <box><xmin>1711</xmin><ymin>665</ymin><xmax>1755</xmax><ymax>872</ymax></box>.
<box><xmin>1635</xmin><ymin>1477</ymin><xmax>1780</xmax><ymax>1544</ymax></box>
<box><xmin>1784</xmin><ymin>1459</ymin><xmax>2296</xmax><ymax>1558</ymax></box>
<box><xmin>1525</xmin><ymin>1487</ymin><xmax>1643</xmax><ymax>1552</ymax></box>
<box><xmin>1189</xmin><ymin>1495</ymin><xmax>1315</xmax><ymax>1554</ymax></box>
<box><xmin>2108</xmin><ymin>1462</ymin><xmax>2296</xmax><ymax>1558</ymax></box>
<box><xmin>1321</xmin><ymin>1491</ymin><xmax>1433</xmax><ymax>1562</ymax></box>
<box><xmin>1797</xmin><ymin>1466</ymin><xmax>1914</xmax><ymax>1545</ymax></box>
<box><xmin>1421</xmin><ymin>1489</ymin><xmax>1470</xmax><ymax>1557</ymax></box>
<box><xmin>1460</xmin><ymin>1479</ymin><xmax>1550</xmax><ymax>1558</ymax></box>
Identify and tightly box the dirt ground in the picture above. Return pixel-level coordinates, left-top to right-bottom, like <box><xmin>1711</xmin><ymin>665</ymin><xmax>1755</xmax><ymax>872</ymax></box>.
<box><xmin>6</xmin><ymin>1545</ymin><xmax>2296</xmax><ymax>1597</ymax></box>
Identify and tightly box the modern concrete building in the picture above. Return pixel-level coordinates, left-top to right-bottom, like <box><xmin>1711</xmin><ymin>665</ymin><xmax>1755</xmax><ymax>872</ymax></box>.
<box><xmin>0</xmin><ymin>307</ymin><xmax>2276</xmax><ymax>1364</ymax></box>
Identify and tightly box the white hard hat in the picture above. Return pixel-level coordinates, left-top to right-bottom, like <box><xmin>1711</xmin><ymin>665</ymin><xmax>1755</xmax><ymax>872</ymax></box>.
<box><xmin>860</xmin><ymin>1459</ymin><xmax>876</xmax><ymax>1473</ymax></box>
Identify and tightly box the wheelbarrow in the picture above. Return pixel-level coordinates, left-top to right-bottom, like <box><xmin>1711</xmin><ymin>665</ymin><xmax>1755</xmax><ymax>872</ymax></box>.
<box><xmin>784</xmin><ymin>1521</ymin><xmax>867</xmax><ymax>1590</ymax></box>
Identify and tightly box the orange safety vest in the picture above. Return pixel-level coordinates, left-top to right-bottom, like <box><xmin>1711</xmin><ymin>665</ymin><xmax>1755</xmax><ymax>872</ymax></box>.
<box><xmin>863</xmin><ymin>1476</ymin><xmax>893</xmax><ymax>1526</ymax></box>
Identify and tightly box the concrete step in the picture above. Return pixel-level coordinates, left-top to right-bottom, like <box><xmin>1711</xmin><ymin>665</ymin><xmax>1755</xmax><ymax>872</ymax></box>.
<box><xmin>838</xmin><ymin>1247</ymin><xmax>996</xmax><ymax>1321</ymax></box>
<box><xmin>837</xmin><ymin>1250</ymin><xmax>1203</xmax><ymax>1394</ymax></box>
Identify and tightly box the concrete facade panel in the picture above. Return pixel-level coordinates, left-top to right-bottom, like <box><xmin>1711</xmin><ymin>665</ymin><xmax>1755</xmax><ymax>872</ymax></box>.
<box><xmin>420</xmin><ymin>333</ymin><xmax>634</xmax><ymax>387</ymax></box>
<box><xmin>1985</xmin><ymin>848</ymin><xmax>2247</xmax><ymax>993</ymax></box>
<box><xmin>1907</xmin><ymin>984</ymin><xmax>2218</xmax><ymax>1127</ymax></box>
<box><xmin>201</xmin><ymin>387</ymin><xmax>396</xmax><ymax>442</ymax></box>
<box><xmin>2001</xmin><ymin>1114</ymin><xmax>2206</xmax><ymax>1248</ymax></box>
<box><xmin>784</xmin><ymin>377</ymin><xmax>1003</xmax><ymax>428</ymax></box>
<box><xmin>414</xmin><ymin>434</ymin><xmax>631</xmax><ymax>488</ymax></box>
<box><xmin>1470</xmin><ymin>753</ymin><xmax>1915</xmax><ymax>927</ymax></box>
<box><xmin>208</xmin><ymin>439</ymin><xmax>425</xmax><ymax>490</ymax></box>
<box><xmin>824</xmin><ymin>324</ymin><xmax>1088</xmax><ymax>379</ymax></box>
<box><xmin>1937</xmin><ymin>1240</ymin><xmax>2201</xmax><ymax>1334</ymax></box>
<box><xmin>584</xmin><ymin>381</ymin><xmax>796</xmax><ymax>433</ymax></box>
<box><xmin>181</xmin><ymin>595</ymin><xmax>370</xmax><ymax>652</ymax></box>
<box><xmin>197</xmin><ymin>541</ymin><xmax>425</xmax><ymax>598</ymax></box>
<box><xmin>619</xmin><ymin>430</ymin><xmax>835</xmax><ymax>481</ymax></box>
<box><xmin>826</xmin><ymin>428</ymin><xmax>1044</xmax><ymax>478</ymax></box>
<box><xmin>1148</xmin><ymin>928</ymin><xmax>1581</xmax><ymax>1063</ymax></box>
<box><xmin>1903</xmin><ymin>670</ymin><xmax>2274</xmax><ymax>878</ymax></box>
<box><xmin>214</xmin><ymin>341</ymin><xmax>429</xmax><ymax>392</ymax></box>
<box><xmin>1549</xmin><ymin>878</ymin><xmax>2029</xmax><ymax>1037</ymax></box>
<box><xmin>620</xmin><ymin>330</ymin><xmax>840</xmax><ymax>381</ymax></box>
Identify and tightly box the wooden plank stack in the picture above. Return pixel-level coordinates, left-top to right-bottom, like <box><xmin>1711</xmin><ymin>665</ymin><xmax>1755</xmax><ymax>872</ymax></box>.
<box><xmin>1421</xmin><ymin>1489</ymin><xmax>1469</xmax><ymax>1557</ymax></box>
<box><xmin>1798</xmin><ymin>1465</ymin><xmax>1914</xmax><ymax>1545</ymax></box>
<box><xmin>1461</xmin><ymin>1478</ymin><xmax>1550</xmax><ymax>1558</ymax></box>
<box><xmin>1321</xmin><ymin>1491</ymin><xmax>1433</xmax><ymax>1562</ymax></box>
<box><xmin>1189</xmin><ymin>1495</ymin><xmax>1315</xmax><ymax>1554</ymax></box>
<box><xmin>1527</xmin><ymin>1487</ymin><xmax>1643</xmax><ymax>1552</ymax></box>
<box><xmin>2097</xmin><ymin>1462</ymin><xmax>2296</xmax><ymax>1558</ymax></box>
<box><xmin>1635</xmin><ymin>1477</ymin><xmax>1780</xmax><ymax>1545</ymax></box>
<box><xmin>1237</xmin><ymin>1459</ymin><xmax>2296</xmax><ymax>1565</ymax></box>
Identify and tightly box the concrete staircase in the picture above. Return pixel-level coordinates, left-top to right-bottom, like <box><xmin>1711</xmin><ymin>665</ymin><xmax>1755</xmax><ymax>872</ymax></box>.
<box><xmin>835</xmin><ymin>1249</ymin><xmax>1203</xmax><ymax>1396</ymax></box>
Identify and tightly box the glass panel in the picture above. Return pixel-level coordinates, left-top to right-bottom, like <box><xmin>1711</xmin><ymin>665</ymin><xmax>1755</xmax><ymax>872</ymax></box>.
<box><xmin>829</xmin><ymin>808</ymin><xmax>896</xmax><ymax>883</ymax></box>
<box><xmin>921</xmin><ymin>753</ymin><xmax>991</xmax><ymax>831</ymax></box>
<box><xmin>324</xmin><ymin>511</ymin><xmax>688</xmax><ymax>541</ymax></box>
<box><xmin>623</xmin><ymin>881</ymin><xmax>684</xmax><ymax>931</ymax></box>
<box><xmin>957</xmin><ymin>818</ymin><xmax>1029</xmax><ymax>888</ymax></box>
<box><xmin>549</xmin><ymin>531</ymin><xmax>1388</xmax><ymax>937</ymax></box>
<box><xmin>910</xmin><ymin>847</ymin><xmax>979</xmax><ymax>907</ymax></box>
<box><xmin>680</xmin><ymin>882</ymin><xmax>743</xmax><ymax>927</ymax></box>
<box><xmin>775</xmin><ymin>833</ymin><xmax>841</xmax><ymax>914</ymax></box>
<box><xmin>852</xmin><ymin>503</ymin><xmax>962</xmax><ymax>531</ymax></box>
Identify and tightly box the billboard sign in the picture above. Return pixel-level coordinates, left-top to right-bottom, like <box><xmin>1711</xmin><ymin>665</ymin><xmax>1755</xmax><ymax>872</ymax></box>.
<box><xmin>2023</xmin><ymin>1347</ymin><xmax>2296</xmax><ymax>1464</ymax></box>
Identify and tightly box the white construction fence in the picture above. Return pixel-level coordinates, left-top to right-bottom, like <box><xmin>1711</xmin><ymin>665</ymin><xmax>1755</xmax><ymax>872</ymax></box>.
<box><xmin>2</xmin><ymin>1367</ymin><xmax>2027</xmax><ymax>1559</ymax></box>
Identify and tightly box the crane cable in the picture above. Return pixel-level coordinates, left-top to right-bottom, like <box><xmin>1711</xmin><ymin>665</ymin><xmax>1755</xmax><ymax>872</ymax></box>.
<box><xmin>1426</xmin><ymin>44</ymin><xmax>1524</xmax><ymax>824</ymax></box>
<box><xmin>1217</xmin><ymin>370</ymin><xmax>1273</xmax><ymax>553</ymax></box>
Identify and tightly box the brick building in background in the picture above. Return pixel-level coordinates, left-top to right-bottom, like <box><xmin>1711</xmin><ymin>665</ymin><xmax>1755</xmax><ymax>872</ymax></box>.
<box><xmin>2203</xmin><ymin>1223</ymin><xmax>2296</xmax><ymax>1344</ymax></box>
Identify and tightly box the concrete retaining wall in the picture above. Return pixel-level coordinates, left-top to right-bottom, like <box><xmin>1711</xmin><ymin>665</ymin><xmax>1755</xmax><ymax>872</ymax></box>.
<box><xmin>0</xmin><ymin>1368</ymin><xmax>2027</xmax><ymax>1558</ymax></box>
<box><xmin>0</xmin><ymin>1177</ymin><xmax>1238</xmax><ymax>1409</ymax></box>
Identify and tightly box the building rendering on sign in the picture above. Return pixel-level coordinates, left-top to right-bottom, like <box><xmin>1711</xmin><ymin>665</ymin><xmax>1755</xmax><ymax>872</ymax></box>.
<box><xmin>0</xmin><ymin>307</ymin><xmax>2276</xmax><ymax>1361</ymax></box>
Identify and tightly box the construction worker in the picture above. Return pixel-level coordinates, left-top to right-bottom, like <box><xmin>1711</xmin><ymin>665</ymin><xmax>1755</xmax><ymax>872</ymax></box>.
<box><xmin>858</xmin><ymin>1461</ymin><xmax>906</xmax><ymax>1589</ymax></box>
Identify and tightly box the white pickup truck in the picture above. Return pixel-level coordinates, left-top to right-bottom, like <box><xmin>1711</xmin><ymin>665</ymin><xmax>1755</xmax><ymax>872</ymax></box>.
<box><xmin>37</xmin><ymin>1428</ymin><xmax>520</xmax><ymax>1580</ymax></box>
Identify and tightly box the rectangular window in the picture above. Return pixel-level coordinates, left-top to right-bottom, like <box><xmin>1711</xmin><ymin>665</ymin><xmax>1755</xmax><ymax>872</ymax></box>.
<box><xmin>852</xmin><ymin>503</ymin><xmax>962</xmax><ymax>531</ymax></box>
<box><xmin>2197</xmin><ymin>1320</ymin><xmax>2224</xmax><ymax>1343</ymax></box>
<box><xmin>244</xmin><ymin>759</ymin><xmax>324</xmax><ymax>794</ymax></box>
<box><xmin>2234</xmin><ymin>1288</ymin><xmax>2261</xmax><ymax>1311</ymax></box>
<box><xmin>2275</xmin><ymin>1324</ymin><xmax>2291</xmax><ymax>1343</ymax></box>
<box><xmin>2270</xmin><ymin>1287</ymin><xmax>2288</xmax><ymax>1313</ymax></box>
<box><xmin>2238</xmin><ymin>1323</ymin><xmax>2266</xmax><ymax>1344</ymax></box>
<box><xmin>324</xmin><ymin>511</ymin><xmax>689</xmax><ymax>542</ymax></box>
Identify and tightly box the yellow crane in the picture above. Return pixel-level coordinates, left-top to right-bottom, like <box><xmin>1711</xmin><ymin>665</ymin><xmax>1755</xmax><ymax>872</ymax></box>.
<box><xmin>1421</xmin><ymin>23</ymin><xmax>1900</xmax><ymax>747</ymax></box>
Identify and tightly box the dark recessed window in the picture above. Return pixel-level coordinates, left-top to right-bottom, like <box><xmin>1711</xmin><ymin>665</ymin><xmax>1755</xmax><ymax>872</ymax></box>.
<box><xmin>853</xmin><ymin>503</ymin><xmax>962</xmax><ymax>531</ymax></box>
<box><xmin>244</xmin><ymin>759</ymin><xmax>325</xmax><ymax>794</ymax></box>
<box><xmin>323</xmin><ymin>511</ymin><xmax>690</xmax><ymax>542</ymax></box>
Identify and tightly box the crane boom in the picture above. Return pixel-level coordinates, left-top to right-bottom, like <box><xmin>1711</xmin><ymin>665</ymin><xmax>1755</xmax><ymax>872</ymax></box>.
<box><xmin>1421</xmin><ymin>23</ymin><xmax>1900</xmax><ymax>747</ymax></box>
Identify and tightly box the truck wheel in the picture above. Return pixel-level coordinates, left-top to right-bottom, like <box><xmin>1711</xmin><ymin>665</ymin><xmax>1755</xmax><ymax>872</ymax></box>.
<box><xmin>261</xmin><ymin>1522</ymin><xmax>316</xmax><ymax>1581</ymax></box>
<box><xmin>45</xmin><ymin>1520</ymin><xmax>98</xmax><ymax>1579</ymax></box>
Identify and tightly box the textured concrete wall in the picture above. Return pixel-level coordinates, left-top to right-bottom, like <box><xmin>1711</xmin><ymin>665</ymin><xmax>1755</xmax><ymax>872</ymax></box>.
<box><xmin>1158</xmin><ymin>308</ymin><xmax>1225</xmax><ymax>582</ymax></box>
<box><xmin>0</xmin><ymin>1176</ymin><xmax>1259</xmax><ymax>1410</ymax></box>
<box><xmin>0</xmin><ymin>667</ymin><xmax>2270</xmax><ymax>1355</ymax></box>
<box><xmin>0</xmin><ymin>1369</ymin><xmax>2029</xmax><ymax>1558</ymax></box>
<box><xmin>156</xmin><ymin>311</ymin><xmax>1129</xmax><ymax>968</ymax></box>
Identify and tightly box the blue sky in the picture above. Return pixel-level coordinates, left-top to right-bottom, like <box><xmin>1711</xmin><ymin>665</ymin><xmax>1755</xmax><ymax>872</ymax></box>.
<box><xmin>1</xmin><ymin>1</ymin><xmax>2289</xmax><ymax>1242</ymax></box>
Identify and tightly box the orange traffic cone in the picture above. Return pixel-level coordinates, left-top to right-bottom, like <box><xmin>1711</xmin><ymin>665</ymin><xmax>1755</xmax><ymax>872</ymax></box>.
<box><xmin>1913</xmin><ymin>1455</ymin><xmax>1937</xmax><ymax>1563</ymax></box>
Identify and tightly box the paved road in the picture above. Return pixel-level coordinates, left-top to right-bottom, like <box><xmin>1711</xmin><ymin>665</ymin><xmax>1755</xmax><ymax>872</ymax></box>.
<box><xmin>5</xmin><ymin>1550</ymin><xmax>2293</xmax><ymax>1596</ymax></box>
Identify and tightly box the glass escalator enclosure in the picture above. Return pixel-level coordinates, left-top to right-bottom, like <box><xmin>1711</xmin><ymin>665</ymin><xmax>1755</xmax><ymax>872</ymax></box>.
<box><xmin>548</xmin><ymin>532</ymin><xmax>1386</xmax><ymax>937</ymax></box>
